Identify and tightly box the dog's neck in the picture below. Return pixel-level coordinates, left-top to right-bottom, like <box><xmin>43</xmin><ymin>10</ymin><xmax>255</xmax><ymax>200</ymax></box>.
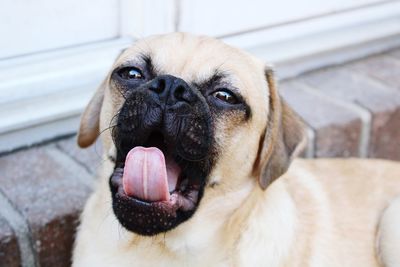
<box><xmin>137</xmin><ymin>180</ymin><xmax>265</xmax><ymax>264</ymax></box>
<box><xmin>165</xmin><ymin>179</ymin><xmax>256</xmax><ymax>251</ymax></box>
<box><xmin>106</xmin><ymin>175</ymin><xmax>256</xmax><ymax>261</ymax></box>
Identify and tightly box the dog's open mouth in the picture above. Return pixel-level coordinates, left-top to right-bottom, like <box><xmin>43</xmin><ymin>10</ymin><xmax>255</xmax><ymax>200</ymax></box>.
<box><xmin>110</xmin><ymin>131</ymin><xmax>206</xmax><ymax>235</ymax></box>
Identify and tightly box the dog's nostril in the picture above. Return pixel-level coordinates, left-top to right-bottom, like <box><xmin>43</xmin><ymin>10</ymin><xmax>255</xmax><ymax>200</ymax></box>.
<box><xmin>173</xmin><ymin>85</ymin><xmax>186</xmax><ymax>100</ymax></box>
<box><xmin>150</xmin><ymin>79</ymin><xmax>166</xmax><ymax>94</ymax></box>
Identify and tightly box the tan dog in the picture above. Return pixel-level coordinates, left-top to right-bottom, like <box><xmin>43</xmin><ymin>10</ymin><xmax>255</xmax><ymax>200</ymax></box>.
<box><xmin>72</xmin><ymin>33</ymin><xmax>400</xmax><ymax>267</ymax></box>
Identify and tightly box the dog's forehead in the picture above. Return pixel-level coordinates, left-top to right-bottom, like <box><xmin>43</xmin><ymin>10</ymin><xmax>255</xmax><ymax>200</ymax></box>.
<box><xmin>117</xmin><ymin>33</ymin><xmax>268</xmax><ymax>101</ymax></box>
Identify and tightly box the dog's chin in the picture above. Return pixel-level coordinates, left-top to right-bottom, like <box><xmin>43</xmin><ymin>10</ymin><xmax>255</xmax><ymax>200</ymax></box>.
<box><xmin>109</xmin><ymin>131</ymin><xmax>207</xmax><ymax>236</ymax></box>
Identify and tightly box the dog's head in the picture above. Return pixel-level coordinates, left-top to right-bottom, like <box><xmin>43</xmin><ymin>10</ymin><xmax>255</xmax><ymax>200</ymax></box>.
<box><xmin>77</xmin><ymin>33</ymin><xmax>306</xmax><ymax>236</ymax></box>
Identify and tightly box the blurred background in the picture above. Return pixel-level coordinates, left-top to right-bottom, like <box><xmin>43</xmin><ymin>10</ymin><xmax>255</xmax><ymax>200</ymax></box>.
<box><xmin>0</xmin><ymin>1</ymin><xmax>400</xmax><ymax>266</ymax></box>
<box><xmin>1</xmin><ymin>0</ymin><xmax>400</xmax><ymax>153</ymax></box>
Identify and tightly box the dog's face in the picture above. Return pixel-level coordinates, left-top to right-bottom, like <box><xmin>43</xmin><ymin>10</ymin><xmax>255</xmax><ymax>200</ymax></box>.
<box><xmin>77</xmin><ymin>33</ymin><xmax>306</xmax><ymax>236</ymax></box>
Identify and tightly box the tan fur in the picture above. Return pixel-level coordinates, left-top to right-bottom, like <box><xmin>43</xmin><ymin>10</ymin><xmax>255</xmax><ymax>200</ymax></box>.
<box><xmin>77</xmin><ymin>78</ymin><xmax>106</xmax><ymax>148</ymax></box>
<box><xmin>73</xmin><ymin>33</ymin><xmax>400</xmax><ymax>267</ymax></box>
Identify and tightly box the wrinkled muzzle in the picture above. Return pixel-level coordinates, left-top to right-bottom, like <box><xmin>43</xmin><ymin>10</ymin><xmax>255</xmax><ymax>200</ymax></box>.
<box><xmin>109</xmin><ymin>74</ymin><xmax>214</xmax><ymax>235</ymax></box>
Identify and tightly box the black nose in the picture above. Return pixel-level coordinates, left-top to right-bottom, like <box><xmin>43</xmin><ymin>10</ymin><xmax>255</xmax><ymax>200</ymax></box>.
<box><xmin>149</xmin><ymin>75</ymin><xmax>195</xmax><ymax>105</ymax></box>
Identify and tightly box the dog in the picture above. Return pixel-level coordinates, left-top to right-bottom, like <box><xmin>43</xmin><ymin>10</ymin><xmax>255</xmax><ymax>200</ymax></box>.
<box><xmin>72</xmin><ymin>33</ymin><xmax>400</xmax><ymax>267</ymax></box>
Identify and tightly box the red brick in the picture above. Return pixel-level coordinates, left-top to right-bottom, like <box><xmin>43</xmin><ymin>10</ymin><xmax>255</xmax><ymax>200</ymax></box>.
<box><xmin>301</xmin><ymin>68</ymin><xmax>400</xmax><ymax>160</ymax></box>
<box><xmin>280</xmin><ymin>80</ymin><xmax>363</xmax><ymax>157</ymax></box>
<box><xmin>348</xmin><ymin>53</ymin><xmax>400</xmax><ymax>90</ymax></box>
<box><xmin>0</xmin><ymin>216</ymin><xmax>20</xmax><ymax>267</ymax></box>
<box><xmin>0</xmin><ymin>145</ymin><xmax>93</xmax><ymax>267</ymax></box>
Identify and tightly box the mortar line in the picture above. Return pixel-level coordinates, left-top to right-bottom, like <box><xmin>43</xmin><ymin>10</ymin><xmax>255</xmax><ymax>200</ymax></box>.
<box><xmin>304</xmin><ymin>124</ymin><xmax>316</xmax><ymax>158</ymax></box>
<box><xmin>298</xmin><ymin>82</ymin><xmax>372</xmax><ymax>158</ymax></box>
<box><xmin>54</xmin><ymin>143</ymin><xmax>94</xmax><ymax>176</ymax></box>
<box><xmin>0</xmin><ymin>189</ymin><xmax>37</xmax><ymax>267</ymax></box>
<box><xmin>47</xmin><ymin>146</ymin><xmax>95</xmax><ymax>188</ymax></box>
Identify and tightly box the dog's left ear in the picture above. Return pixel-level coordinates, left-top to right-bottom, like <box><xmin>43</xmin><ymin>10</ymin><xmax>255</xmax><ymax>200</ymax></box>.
<box><xmin>77</xmin><ymin>78</ymin><xmax>107</xmax><ymax>148</ymax></box>
<box><xmin>77</xmin><ymin>48</ymin><xmax>127</xmax><ymax>148</ymax></box>
<box><xmin>253</xmin><ymin>67</ymin><xmax>307</xmax><ymax>189</ymax></box>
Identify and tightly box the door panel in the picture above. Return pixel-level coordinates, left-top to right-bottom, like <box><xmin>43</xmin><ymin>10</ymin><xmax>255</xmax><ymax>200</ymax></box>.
<box><xmin>0</xmin><ymin>0</ymin><xmax>120</xmax><ymax>59</ymax></box>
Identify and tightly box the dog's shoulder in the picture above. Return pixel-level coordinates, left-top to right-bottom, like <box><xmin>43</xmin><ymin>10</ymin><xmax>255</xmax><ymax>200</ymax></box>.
<box><xmin>268</xmin><ymin>158</ymin><xmax>400</xmax><ymax>267</ymax></box>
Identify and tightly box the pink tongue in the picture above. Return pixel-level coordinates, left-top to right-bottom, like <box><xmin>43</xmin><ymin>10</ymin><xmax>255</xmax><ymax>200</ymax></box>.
<box><xmin>122</xmin><ymin>147</ymin><xmax>180</xmax><ymax>202</ymax></box>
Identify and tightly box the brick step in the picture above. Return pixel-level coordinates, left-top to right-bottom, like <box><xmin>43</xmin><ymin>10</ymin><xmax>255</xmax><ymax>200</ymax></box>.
<box><xmin>281</xmin><ymin>54</ymin><xmax>400</xmax><ymax>160</ymax></box>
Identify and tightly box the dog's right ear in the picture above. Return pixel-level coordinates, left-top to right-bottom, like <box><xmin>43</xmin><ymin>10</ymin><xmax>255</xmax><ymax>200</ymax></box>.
<box><xmin>77</xmin><ymin>78</ymin><xmax>107</xmax><ymax>148</ymax></box>
<box><xmin>252</xmin><ymin>67</ymin><xmax>307</xmax><ymax>189</ymax></box>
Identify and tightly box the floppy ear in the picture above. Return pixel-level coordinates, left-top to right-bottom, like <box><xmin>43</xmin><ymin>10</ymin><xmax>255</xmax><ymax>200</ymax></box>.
<box><xmin>77</xmin><ymin>79</ymin><xmax>107</xmax><ymax>148</ymax></box>
<box><xmin>253</xmin><ymin>67</ymin><xmax>307</xmax><ymax>189</ymax></box>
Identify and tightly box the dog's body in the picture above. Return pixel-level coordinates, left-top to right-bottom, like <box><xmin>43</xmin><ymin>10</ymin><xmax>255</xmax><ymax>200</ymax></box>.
<box><xmin>72</xmin><ymin>33</ymin><xmax>400</xmax><ymax>267</ymax></box>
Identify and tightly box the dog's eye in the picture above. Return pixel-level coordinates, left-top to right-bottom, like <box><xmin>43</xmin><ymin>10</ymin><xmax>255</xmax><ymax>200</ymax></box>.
<box><xmin>212</xmin><ymin>90</ymin><xmax>238</xmax><ymax>104</ymax></box>
<box><xmin>117</xmin><ymin>67</ymin><xmax>144</xmax><ymax>80</ymax></box>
